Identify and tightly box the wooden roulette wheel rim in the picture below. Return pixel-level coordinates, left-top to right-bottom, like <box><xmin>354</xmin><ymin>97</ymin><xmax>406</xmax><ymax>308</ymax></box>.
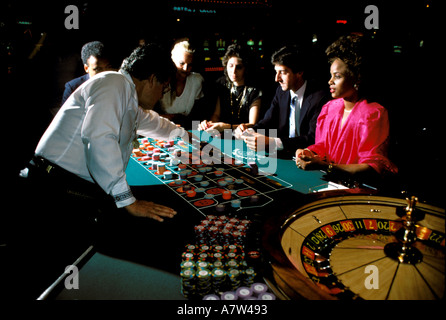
<box><xmin>262</xmin><ymin>191</ymin><xmax>445</xmax><ymax>300</ymax></box>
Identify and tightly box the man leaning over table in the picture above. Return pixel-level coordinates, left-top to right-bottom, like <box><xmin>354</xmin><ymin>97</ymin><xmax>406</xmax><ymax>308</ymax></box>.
<box><xmin>28</xmin><ymin>43</ymin><xmax>189</xmax><ymax>222</ymax></box>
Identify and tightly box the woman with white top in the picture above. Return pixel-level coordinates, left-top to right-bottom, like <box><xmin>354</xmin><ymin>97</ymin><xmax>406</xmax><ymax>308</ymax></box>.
<box><xmin>157</xmin><ymin>39</ymin><xmax>204</xmax><ymax>129</ymax></box>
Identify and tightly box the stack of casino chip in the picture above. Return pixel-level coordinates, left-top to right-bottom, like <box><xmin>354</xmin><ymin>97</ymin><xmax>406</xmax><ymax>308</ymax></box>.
<box><xmin>179</xmin><ymin>244</ymin><xmax>214</xmax><ymax>299</ymax></box>
<box><xmin>211</xmin><ymin>268</ymin><xmax>226</xmax><ymax>294</ymax></box>
<box><xmin>194</xmin><ymin>224</ymin><xmax>207</xmax><ymax>244</ymax></box>
<box><xmin>195</xmin><ymin>268</ymin><xmax>212</xmax><ymax>297</ymax></box>
<box><xmin>180</xmin><ymin>268</ymin><xmax>195</xmax><ymax>299</ymax></box>
<box><xmin>180</xmin><ymin>242</ymin><xmax>258</xmax><ymax>298</ymax></box>
<box><xmin>243</xmin><ymin>267</ymin><xmax>257</xmax><ymax>286</ymax></box>
<box><xmin>180</xmin><ymin>250</ymin><xmax>196</xmax><ymax>299</ymax></box>
<box><xmin>180</xmin><ymin>252</ymin><xmax>214</xmax><ymax>298</ymax></box>
<box><xmin>193</xmin><ymin>217</ymin><xmax>251</xmax><ymax>247</ymax></box>
<box><xmin>182</xmin><ymin>216</ymin><xmax>263</xmax><ymax>299</ymax></box>
<box><xmin>226</xmin><ymin>268</ymin><xmax>241</xmax><ymax>290</ymax></box>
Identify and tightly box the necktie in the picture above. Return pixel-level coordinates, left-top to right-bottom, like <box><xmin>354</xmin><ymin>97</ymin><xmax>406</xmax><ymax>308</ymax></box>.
<box><xmin>295</xmin><ymin>96</ymin><xmax>301</xmax><ymax>136</ymax></box>
<box><xmin>289</xmin><ymin>96</ymin><xmax>299</xmax><ymax>138</ymax></box>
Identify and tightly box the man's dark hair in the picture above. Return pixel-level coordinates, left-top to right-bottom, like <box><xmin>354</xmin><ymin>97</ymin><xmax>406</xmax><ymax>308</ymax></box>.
<box><xmin>81</xmin><ymin>41</ymin><xmax>106</xmax><ymax>65</ymax></box>
<box><xmin>120</xmin><ymin>43</ymin><xmax>176</xmax><ymax>83</ymax></box>
<box><xmin>271</xmin><ymin>45</ymin><xmax>308</xmax><ymax>75</ymax></box>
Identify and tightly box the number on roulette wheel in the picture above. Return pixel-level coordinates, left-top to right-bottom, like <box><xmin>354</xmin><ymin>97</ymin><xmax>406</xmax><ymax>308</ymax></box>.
<box><xmin>263</xmin><ymin>193</ymin><xmax>445</xmax><ymax>300</ymax></box>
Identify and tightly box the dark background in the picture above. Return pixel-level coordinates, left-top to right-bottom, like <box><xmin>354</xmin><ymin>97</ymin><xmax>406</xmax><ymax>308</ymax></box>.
<box><xmin>1</xmin><ymin>0</ymin><xmax>442</xmax><ymax>205</ymax></box>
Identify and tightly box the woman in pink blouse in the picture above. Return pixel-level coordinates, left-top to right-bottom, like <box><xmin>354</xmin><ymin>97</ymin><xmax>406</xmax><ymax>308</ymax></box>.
<box><xmin>296</xmin><ymin>35</ymin><xmax>397</xmax><ymax>180</ymax></box>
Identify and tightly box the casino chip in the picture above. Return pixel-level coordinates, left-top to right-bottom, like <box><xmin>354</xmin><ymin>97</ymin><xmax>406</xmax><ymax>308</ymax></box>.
<box><xmin>236</xmin><ymin>286</ymin><xmax>253</xmax><ymax>299</ymax></box>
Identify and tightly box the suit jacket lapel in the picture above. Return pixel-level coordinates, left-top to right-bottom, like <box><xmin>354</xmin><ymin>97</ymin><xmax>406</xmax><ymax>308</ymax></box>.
<box><xmin>282</xmin><ymin>90</ymin><xmax>292</xmax><ymax>131</ymax></box>
<box><xmin>299</xmin><ymin>83</ymin><xmax>313</xmax><ymax>128</ymax></box>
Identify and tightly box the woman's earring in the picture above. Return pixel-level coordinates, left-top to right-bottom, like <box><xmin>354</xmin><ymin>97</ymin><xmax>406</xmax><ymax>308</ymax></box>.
<box><xmin>354</xmin><ymin>83</ymin><xmax>359</xmax><ymax>90</ymax></box>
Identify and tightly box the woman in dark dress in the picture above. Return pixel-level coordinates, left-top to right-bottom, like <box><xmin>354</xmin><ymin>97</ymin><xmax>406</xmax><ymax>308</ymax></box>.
<box><xmin>198</xmin><ymin>44</ymin><xmax>262</xmax><ymax>132</ymax></box>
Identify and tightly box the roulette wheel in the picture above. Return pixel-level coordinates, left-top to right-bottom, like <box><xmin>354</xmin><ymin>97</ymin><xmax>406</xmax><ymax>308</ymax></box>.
<box><xmin>263</xmin><ymin>192</ymin><xmax>445</xmax><ymax>300</ymax></box>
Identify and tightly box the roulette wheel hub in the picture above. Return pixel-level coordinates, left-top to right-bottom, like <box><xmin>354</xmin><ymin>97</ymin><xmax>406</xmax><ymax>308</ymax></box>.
<box><xmin>384</xmin><ymin>196</ymin><xmax>423</xmax><ymax>264</ymax></box>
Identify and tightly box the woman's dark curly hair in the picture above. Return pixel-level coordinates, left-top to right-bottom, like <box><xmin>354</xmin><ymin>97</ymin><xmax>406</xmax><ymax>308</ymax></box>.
<box><xmin>325</xmin><ymin>34</ymin><xmax>365</xmax><ymax>83</ymax></box>
<box><xmin>221</xmin><ymin>44</ymin><xmax>256</xmax><ymax>85</ymax></box>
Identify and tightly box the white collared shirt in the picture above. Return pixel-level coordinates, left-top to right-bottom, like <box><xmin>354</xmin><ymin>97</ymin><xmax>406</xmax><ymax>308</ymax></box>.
<box><xmin>35</xmin><ymin>70</ymin><xmax>187</xmax><ymax>208</ymax></box>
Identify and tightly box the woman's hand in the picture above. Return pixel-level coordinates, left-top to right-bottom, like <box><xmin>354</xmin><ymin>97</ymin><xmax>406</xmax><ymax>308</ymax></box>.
<box><xmin>198</xmin><ymin>121</ymin><xmax>230</xmax><ymax>133</ymax></box>
<box><xmin>197</xmin><ymin>120</ymin><xmax>211</xmax><ymax>131</ymax></box>
<box><xmin>205</xmin><ymin>122</ymin><xmax>230</xmax><ymax>132</ymax></box>
<box><xmin>295</xmin><ymin>148</ymin><xmax>324</xmax><ymax>170</ymax></box>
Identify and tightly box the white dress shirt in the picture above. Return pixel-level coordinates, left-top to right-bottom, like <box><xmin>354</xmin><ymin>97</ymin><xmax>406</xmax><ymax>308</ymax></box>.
<box><xmin>35</xmin><ymin>70</ymin><xmax>187</xmax><ymax>208</ymax></box>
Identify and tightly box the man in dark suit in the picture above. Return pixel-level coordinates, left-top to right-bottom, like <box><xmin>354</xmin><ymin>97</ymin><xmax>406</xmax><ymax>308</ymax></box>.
<box><xmin>236</xmin><ymin>45</ymin><xmax>329</xmax><ymax>157</ymax></box>
<box><xmin>61</xmin><ymin>41</ymin><xmax>113</xmax><ymax>105</ymax></box>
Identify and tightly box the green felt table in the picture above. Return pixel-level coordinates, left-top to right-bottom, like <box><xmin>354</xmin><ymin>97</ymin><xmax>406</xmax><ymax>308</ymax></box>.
<box><xmin>127</xmin><ymin>131</ymin><xmax>327</xmax><ymax>192</ymax></box>
<box><xmin>50</xmin><ymin>132</ymin><xmax>334</xmax><ymax>300</ymax></box>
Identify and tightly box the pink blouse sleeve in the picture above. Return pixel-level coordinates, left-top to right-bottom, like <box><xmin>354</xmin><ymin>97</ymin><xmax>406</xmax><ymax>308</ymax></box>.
<box><xmin>357</xmin><ymin>106</ymin><xmax>397</xmax><ymax>175</ymax></box>
<box><xmin>307</xmin><ymin>104</ymin><xmax>329</xmax><ymax>159</ymax></box>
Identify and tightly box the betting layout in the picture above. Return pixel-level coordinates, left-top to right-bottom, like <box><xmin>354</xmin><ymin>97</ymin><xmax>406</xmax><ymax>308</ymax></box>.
<box><xmin>130</xmin><ymin>137</ymin><xmax>293</xmax><ymax>218</ymax></box>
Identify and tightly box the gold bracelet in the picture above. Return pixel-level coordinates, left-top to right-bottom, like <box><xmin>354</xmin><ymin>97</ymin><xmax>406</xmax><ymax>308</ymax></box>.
<box><xmin>327</xmin><ymin>162</ymin><xmax>335</xmax><ymax>173</ymax></box>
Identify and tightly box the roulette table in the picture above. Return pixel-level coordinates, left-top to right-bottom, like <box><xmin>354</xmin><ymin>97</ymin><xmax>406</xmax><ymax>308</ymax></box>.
<box><xmin>44</xmin><ymin>132</ymin><xmax>444</xmax><ymax>301</ymax></box>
